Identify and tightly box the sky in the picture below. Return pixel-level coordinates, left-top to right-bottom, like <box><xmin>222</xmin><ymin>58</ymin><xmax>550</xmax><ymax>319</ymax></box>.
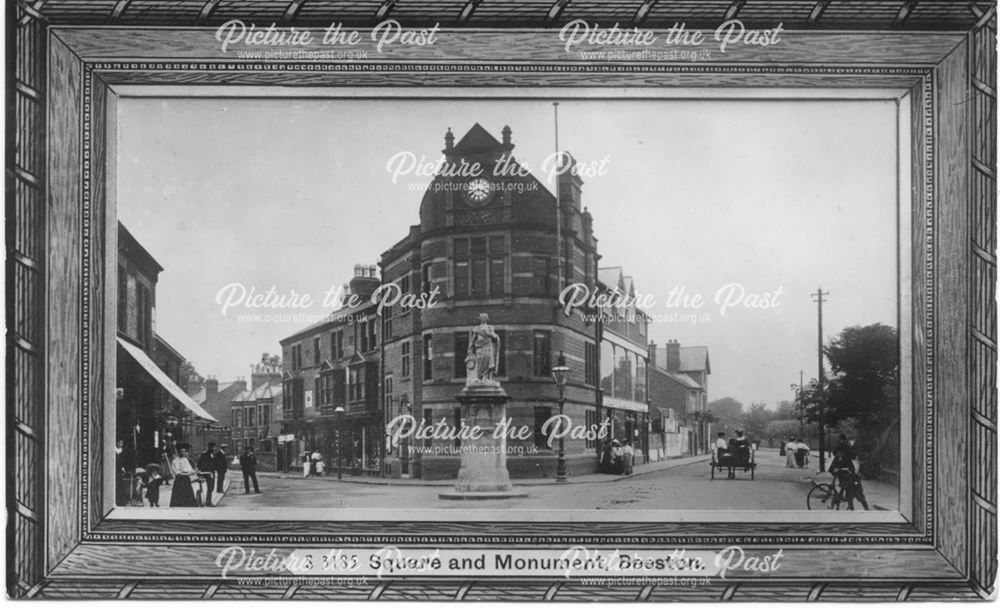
<box><xmin>117</xmin><ymin>97</ymin><xmax>898</xmax><ymax>407</ymax></box>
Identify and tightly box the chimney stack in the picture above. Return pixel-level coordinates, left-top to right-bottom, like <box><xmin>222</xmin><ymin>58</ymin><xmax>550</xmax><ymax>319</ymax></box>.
<box><xmin>666</xmin><ymin>340</ymin><xmax>681</xmax><ymax>372</ymax></box>
<box><xmin>205</xmin><ymin>376</ymin><xmax>219</xmax><ymax>401</ymax></box>
<box><xmin>349</xmin><ymin>262</ymin><xmax>381</xmax><ymax>301</ymax></box>
<box><xmin>251</xmin><ymin>362</ymin><xmax>283</xmax><ymax>391</ymax></box>
<box><xmin>647</xmin><ymin>341</ymin><xmax>657</xmax><ymax>369</ymax></box>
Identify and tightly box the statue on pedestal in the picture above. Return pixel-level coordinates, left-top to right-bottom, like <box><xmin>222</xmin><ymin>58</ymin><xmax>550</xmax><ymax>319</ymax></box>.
<box><xmin>465</xmin><ymin>313</ymin><xmax>501</xmax><ymax>388</ymax></box>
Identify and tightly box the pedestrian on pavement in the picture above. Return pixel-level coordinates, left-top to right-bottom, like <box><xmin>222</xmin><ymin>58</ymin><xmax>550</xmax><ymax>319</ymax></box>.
<box><xmin>311</xmin><ymin>449</ymin><xmax>322</xmax><ymax>477</ymax></box>
<box><xmin>214</xmin><ymin>444</ymin><xmax>229</xmax><ymax>494</ymax></box>
<box><xmin>611</xmin><ymin>439</ymin><xmax>624</xmax><ymax>474</ymax></box>
<box><xmin>160</xmin><ymin>437</ymin><xmax>174</xmax><ymax>486</ymax></box>
<box><xmin>779</xmin><ymin>436</ymin><xmax>787</xmax><ymax>457</ymax></box>
<box><xmin>623</xmin><ymin>441</ymin><xmax>635</xmax><ymax>475</ymax></box>
<box><xmin>795</xmin><ymin>440</ymin><xmax>810</xmax><ymax>468</ymax></box>
<box><xmin>115</xmin><ymin>438</ymin><xmax>133</xmax><ymax>506</ymax></box>
<box><xmin>599</xmin><ymin>441</ymin><xmax>613</xmax><ymax>473</ymax></box>
<box><xmin>196</xmin><ymin>443</ymin><xmax>217</xmax><ymax>507</ymax></box>
<box><xmin>302</xmin><ymin>450</ymin><xmax>312</xmax><ymax>477</ymax></box>
<box><xmin>169</xmin><ymin>442</ymin><xmax>200</xmax><ymax>507</ymax></box>
<box><xmin>141</xmin><ymin>464</ymin><xmax>165</xmax><ymax>507</ymax></box>
<box><xmin>240</xmin><ymin>446</ymin><xmax>261</xmax><ymax>494</ymax></box>
<box><xmin>785</xmin><ymin>437</ymin><xmax>797</xmax><ymax>468</ymax></box>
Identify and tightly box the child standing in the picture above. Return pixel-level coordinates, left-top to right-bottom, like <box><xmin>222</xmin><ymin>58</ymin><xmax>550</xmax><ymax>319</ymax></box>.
<box><xmin>143</xmin><ymin>469</ymin><xmax>165</xmax><ymax>507</ymax></box>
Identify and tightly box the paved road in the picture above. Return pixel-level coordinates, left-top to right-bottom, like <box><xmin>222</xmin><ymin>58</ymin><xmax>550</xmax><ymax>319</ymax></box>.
<box><xmin>222</xmin><ymin>449</ymin><xmax>823</xmax><ymax>511</ymax></box>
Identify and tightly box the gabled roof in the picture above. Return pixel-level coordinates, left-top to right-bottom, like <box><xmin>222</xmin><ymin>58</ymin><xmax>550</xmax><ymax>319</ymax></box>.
<box><xmin>231</xmin><ymin>390</ymin><xmax>254</xmax><ymax>403</ymax></box>
<box><xmin>452</xmin><ymin>122</ymin><xmax>503</xmax><ymax>155</ymax></box>
<box><xmin>118</xmin><ymin>222</ymin><xmax>164</xmax><ymax>275</ymax></box>
<box><xmin>679</xmin><ymin>346</ymin><xmax>711</xmax><ymax>374</ymax></box>
<box><xmin>648</xmin><ymin>364</ymin><xmax>702</xmax><ymax>390</ymax></box>
<box><xmin>248</xmin><ymin>382</ymin><xmax>283</xmax><ymax>401</ymax></box>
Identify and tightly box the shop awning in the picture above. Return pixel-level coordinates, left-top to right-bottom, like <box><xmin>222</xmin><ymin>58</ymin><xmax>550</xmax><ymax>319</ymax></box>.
<box><xmin>602</xmin><ymin>396</ymin><xmax>649</xmax><ymax>414</ymax></box>
<box><xmin>117</xmin><ymin>337</ymin><xmax>218</xmax><ymax>423</ymax></box>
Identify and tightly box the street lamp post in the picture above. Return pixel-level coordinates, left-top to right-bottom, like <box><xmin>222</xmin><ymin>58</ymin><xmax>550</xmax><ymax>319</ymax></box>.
<box><xmin>334</xmin><ymin>406</ymin><xmax>345</xmax><ymax>480</ymax></box>
<box><xmin>551</xmin><ymin>351</ymin><xmax>570</xmax><ymax>483</ymax></box>
<box><xmin>399</xmin><ymin>395</ymin><xmax>411</xmax><ymax>478</ymax></box>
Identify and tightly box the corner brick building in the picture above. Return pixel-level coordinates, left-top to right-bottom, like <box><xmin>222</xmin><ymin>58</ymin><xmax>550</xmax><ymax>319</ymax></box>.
<box><xmin>379</xmin><ymin>123</ymin><xmax>650</xmax><ymax>480</ymax></box>
<box><xmin>278</xmin><ymin>265</ymin><xmax>383</xmax><ymax>475</ymax></box>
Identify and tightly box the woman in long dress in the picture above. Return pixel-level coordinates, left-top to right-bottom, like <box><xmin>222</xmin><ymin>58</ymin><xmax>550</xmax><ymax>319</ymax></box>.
<box><xmin>169</xmin><ymin>443</ymin><xmax>200</xmax><ymax>507</ymax></box>
<box><xmin>785</xmin><ymin>437</ymin><xmax>798</xmax><ymax>468</ymax></box>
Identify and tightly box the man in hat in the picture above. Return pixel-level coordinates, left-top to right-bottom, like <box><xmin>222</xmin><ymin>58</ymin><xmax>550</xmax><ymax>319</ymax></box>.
<box><xmin>214</xmin><ymin>443</ymin><xmax>229</xmax><ymax>494</ymax></box>
<box><xmin>240</xmin><ymin>446</ymin><xmax>261</xmax><ymax>494</ymax></box>
<box><xmin>196</xmin><ymin>442</ymin><xmax>217</xmax><ymax>506</ymax></box>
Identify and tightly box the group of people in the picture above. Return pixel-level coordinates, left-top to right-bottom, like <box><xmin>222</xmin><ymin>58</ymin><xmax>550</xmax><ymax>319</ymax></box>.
<box><xmin>781</xmin><ymin>437</ymin><xmax>811</xmax><ymax>468</ymax></box>
<box><xmin>715</xmin><ymin>430</ymin><xmax>755</xmax><ymax>469</ymax></box>
<box><xmin>600</xmin><ymin>439</ymin><xmax>636</xmax><ymax>475</ymax></box>
<box><xmin>166</xmin><ymin>442</ymin><xmax>230</xmax><ymax>507</ymax></box>
<box><xmin>301</xmin><ymin>448</ymin><xmax>326</xmax><ymax>477</ymax></box>
<box><xmin>116</xmin><ymin>440</ymin><xmax>261</xmax><ymax>507</ymax></box>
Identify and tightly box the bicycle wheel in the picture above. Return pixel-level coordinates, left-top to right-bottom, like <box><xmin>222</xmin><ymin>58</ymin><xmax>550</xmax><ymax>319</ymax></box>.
<box><xmin>807</xmin><ymin>484</ymin><xmax>841</xmax><ymax>510</ymax></box>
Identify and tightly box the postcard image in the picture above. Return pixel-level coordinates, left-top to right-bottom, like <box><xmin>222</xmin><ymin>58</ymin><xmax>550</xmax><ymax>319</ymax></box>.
<box><xmin>6</xmin><ymin>1</ymin><xmax>997</xmax><ymax>602</ymax></box>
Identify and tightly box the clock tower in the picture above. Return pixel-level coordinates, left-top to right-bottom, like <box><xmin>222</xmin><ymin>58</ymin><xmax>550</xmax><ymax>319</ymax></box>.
<box><xmin>383</xmin><ymin>121</ymin><xmax>605</xmax><ymax>481</ymax></box>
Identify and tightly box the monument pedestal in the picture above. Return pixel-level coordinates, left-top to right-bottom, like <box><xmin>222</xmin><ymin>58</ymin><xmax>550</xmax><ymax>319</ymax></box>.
<box><xmin>438</xmin><ymin>383</ymin><xmax>528</xmax><ymax>500</ymax></box>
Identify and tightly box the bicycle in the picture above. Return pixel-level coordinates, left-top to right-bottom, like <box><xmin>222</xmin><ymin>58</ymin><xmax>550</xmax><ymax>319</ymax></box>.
<box><xmin>807</xmin><ymin>471</ymin><xmax>869</xmax><ymax>511</ymax></box>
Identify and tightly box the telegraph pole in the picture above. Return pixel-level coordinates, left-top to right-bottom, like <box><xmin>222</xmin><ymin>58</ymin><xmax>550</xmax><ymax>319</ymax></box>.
<box><xmin>799</xmin><ymin>370</ymin><xmax>805</xmax><ymax>436</ymax></box>
<box><xmin>811</xmin><ymin>287</ymin><xmax>829</xmax><ymax>471</ymax></box>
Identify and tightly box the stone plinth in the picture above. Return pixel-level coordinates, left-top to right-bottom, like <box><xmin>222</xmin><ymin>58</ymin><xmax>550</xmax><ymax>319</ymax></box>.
<box><xmin>438</xmin><ymin>383</ymin><xmax>527</xmax><ymax>500</ymax></box>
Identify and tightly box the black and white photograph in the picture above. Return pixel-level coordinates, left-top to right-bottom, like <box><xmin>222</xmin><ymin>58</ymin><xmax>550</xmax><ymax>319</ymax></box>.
<box><xmin>113</xmin><ymin>96</ymin><xmax>902</xmax><ymax>516</ymax></box>
<box><xmin>6</xmin><ymin>0</ymin><xmax>997</xmax><ymax>601</ymax></box>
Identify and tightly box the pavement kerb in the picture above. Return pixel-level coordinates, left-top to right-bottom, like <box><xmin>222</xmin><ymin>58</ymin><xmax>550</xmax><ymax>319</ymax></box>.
<box><xmin>252</xmin><ymin>455</ymin><xmax>713</xmax><ymax>488</ymax></box>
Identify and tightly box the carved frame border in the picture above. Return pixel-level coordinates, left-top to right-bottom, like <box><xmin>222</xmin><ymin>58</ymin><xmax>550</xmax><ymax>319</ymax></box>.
<box><xmin>7</xmin><ymin>1</ymin><xmax>997</xmax><ymax>601</ymax></box>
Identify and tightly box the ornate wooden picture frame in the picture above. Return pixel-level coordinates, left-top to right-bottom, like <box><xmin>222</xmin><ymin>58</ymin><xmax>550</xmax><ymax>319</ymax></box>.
<box><xmin>7</xmin><ymin>0</ymin><xmax>996</xmax><ymax>601</ymax></box>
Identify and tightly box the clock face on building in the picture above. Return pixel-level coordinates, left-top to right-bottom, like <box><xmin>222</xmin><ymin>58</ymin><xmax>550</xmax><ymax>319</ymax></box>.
<box><xmin>463</xmin><ymin>177</ymin><xmax>495</xmax><ymax>207</ymax></box>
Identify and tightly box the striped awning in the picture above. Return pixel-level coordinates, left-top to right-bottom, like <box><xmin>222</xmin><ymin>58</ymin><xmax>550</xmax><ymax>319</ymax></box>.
<box><xmin>117</xmin><ymin>337</ymin><xmax>218</xmax><ymax>423</ymax></box>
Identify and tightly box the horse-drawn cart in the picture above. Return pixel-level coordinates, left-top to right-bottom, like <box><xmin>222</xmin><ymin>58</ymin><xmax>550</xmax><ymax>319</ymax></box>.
<box><xmin>710</xmin><ymin>447</ymin><xmax>756</xmax><ymax>480</ymax></box>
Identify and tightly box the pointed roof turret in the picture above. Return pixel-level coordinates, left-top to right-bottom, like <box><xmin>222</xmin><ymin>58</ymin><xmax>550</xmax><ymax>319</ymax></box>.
<box><xmin>452</xmin><ymin>122</ymin><xmax>503</xmax><ymax>155</ymax></box>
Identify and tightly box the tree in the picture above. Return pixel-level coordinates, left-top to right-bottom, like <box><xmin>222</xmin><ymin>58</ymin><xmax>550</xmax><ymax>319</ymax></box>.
<box><xmin>774</xmin><ymin>400</ymin><xmax>797</xmax><ymax>420</ymax></box>
<box><xmin>707</xmin><ymin>397</ymin><xmax>743</xmax><ymax>435</ymax></box>
<box><xmin>823</xmin><ymin>323</ymin><xmax>900</xmax><ymax>479</ymax></box>
<box><xmin>765</xmin><ymin>419</ymin><xmax>800</xmax><ymax>443</ymax></box>
<box><xmin>824</xmin><ymin>323</ymin><xmax>898</xmax><ymax>427</ymax></box>
<box><xmin>741</xmin><ymin>402</ymin><xmax>772</xmax><ymax>440</ymax></box>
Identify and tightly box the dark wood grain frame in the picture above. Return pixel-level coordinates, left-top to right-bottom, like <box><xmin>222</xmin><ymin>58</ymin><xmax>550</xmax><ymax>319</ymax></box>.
<box><xmin>7</xmin><ymin>1</ymin><xmax>996</xmax><ymax>601</ymax></box>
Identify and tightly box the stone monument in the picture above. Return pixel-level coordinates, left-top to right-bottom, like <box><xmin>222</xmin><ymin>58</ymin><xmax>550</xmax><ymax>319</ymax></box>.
<box><xmin>439</xmin><ymin>314</ymin><xmax>527</xmax><ymax>500</ymax></box>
